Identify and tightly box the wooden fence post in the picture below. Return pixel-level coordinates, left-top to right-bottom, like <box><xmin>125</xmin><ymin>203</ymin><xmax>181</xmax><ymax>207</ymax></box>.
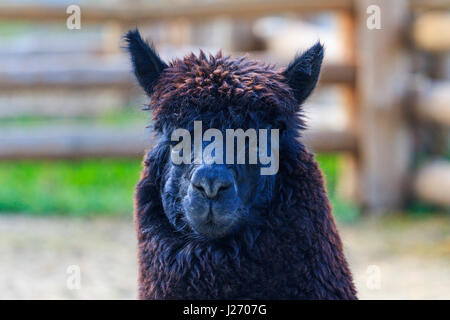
<box><xmin>355</xmin><ymin>0</ymin><xmax>412</xmax><ymax>211</ymax></box>
<box><xmin>337</xmin><ymin>10</ymin><xmax>360</xmax><ymax>203</ymax></box>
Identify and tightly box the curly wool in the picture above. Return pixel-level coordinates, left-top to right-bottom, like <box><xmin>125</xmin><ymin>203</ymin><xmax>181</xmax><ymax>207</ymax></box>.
<box><xmin>134</xmin><ymin>52</ymin><xmax>357</xmax><ymax>299</ymax></box>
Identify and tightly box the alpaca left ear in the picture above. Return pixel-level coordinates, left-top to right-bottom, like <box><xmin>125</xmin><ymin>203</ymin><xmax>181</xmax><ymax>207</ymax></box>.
<box><xmin>282</xmin><ymin>42</ymin><xmax>324</xmax><ymax>105</ymax></box>
<box><xmin>124</xmin><ymin>29</ymin><xmax>168</xmax><ymax>96</ymax></box>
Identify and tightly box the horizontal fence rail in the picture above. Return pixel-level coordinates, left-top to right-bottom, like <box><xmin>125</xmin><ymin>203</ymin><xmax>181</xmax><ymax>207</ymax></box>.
<box><xmin>410</xmin><ymin>0</ymin><xmax>450</xmax><ymax>11</ymax></box>
<box><xmin>0</xmin><ymin>125</ymin><xmax>356</xmax><ymax>159</ymax></box>
<box><xmin>0</xmin><ymin>0</ymin><xmax>446</xmax><ymax>25</ymax></box>
<box><xmin>0</xmin><ymin>0</ymin><xmax>354</xmax><ymax>24</ymax></box>
<box><xmin>0</xmin><ymin>62</ymin><xmax>354</xmax><ymax>92</ymax></box>
<box><xmin>414</xmin><ymin>161</ymin><xmax>450</xmax><ymax>207</ymax></box>
<box><xmin>415</xmin><ymin>80</ymin><xmax>450</xmax><ymax>126</ymax></box>
<box><xmin>413</xmin><ymin>11</ymin><xmax>450</xmax><ymax>52</ymax></box>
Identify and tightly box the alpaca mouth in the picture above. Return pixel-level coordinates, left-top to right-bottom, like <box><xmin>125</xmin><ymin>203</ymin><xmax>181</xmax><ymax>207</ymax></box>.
<box><xmin>203</xmin><ymin>215</ymin><xmax>216</xmax><ymax>228</ymax></box>
<box><xmin>193</xmin><ymin>222</ymin><xmax>234</xmax><ymax>239</ymax></box>
<box><xmin>188</xmin><ymin>209</ymin><xmax>237</xmax><ymax>239</ymax></box>
<box><xmin>183</xmin><ymin>179</ymin><xmax>241</xmax><ymax>239</ymax></box>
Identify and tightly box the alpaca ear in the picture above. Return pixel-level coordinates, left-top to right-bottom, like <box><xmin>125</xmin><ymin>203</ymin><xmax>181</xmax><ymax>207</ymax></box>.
<box><xmin>282</xmin><ymin>42</ymin><xmax>324</xmax><ymax>105</ymax></box>
<box><xmin>124</xmin><ymin>29</ymin><xmax>167</xmax><ymax>96</ymax></box>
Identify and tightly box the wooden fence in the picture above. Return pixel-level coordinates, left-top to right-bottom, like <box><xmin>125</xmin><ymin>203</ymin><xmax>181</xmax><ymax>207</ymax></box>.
<box><xmin>0</xmin><ymin>0</ymin><xmax>449</xmax><ymax>211</ymax></box>
<box><xmin>411</xmin><ymin>8</ymin><xmax>450</xmax><ymax>209</ymax></box>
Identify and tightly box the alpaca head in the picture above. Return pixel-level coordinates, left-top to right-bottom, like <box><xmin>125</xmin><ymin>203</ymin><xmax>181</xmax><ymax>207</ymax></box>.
<box><xmin>126</xmin><ymin>29</ymin><xmax>323</xmax><ymax>240</ymax></box>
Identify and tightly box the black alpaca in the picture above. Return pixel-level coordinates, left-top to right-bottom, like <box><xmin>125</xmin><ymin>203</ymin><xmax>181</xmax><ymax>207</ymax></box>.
<box><xmin>126</xmin><ymin>29</ymin><xmax>357</xmax><ymax>299</ymax></box>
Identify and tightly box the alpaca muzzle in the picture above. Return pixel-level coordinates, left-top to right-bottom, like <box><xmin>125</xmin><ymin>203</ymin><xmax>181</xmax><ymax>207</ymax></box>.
<box><xmin>183</xmin><ymin>165</ymin><xmax>240</xmax><ymax>238</ymax></box>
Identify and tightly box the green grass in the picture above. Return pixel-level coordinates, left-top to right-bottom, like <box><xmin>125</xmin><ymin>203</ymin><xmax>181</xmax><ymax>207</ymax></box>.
<box><xmin>0</xmin><ymin>159</ymin><xmax>141</xmax><ymax>217</ymax></box>
<box><xmin>316</xmin><ymin>154</ymin><xmax>360</xmax><ymax>222</ymax></box>
<box><xmin>0</xmin><ymin>108</ymin><xmax>146</xmax><ymax>126</ymax></box>
<box><xmin>0</xmin><ymin>22</ymin><xmax>35</xmax><ymax>39</ymax></box>
<box><xmin>0</xmin><ymin>154</ymin><xmax>358</xmax><ymax>221</ymax></box>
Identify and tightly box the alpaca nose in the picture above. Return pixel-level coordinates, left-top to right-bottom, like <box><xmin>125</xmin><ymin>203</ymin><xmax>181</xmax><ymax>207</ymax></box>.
<box><xmin>191</xmin><ymin>165</ymin><xmax>234</xmax><ymax>199</ymax></box>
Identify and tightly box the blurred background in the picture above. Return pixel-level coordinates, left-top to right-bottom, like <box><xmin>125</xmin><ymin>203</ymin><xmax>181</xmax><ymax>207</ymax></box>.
<box><xmin>0</xmin><ymin>0</ymin><xmax>449</xmax><ymax>299</ymax></box>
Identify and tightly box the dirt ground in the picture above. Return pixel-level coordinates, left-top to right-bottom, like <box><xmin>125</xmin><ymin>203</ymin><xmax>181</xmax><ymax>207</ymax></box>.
<box><xmin>0</xmin><ymin>214</ymin><xmax>448</xmax><ymax>299</ymax></box>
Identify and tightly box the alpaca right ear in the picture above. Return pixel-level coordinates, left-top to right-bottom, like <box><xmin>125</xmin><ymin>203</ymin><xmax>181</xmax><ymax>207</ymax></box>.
<box><xmin>282</xmin><ymin>42</ymin><xmax>324</xmax><ymax>105</ymax></box>
<box><xmin>124</xmin><ymin>29</ymin><xmax>167</xmax><ymax>96</ymax></box>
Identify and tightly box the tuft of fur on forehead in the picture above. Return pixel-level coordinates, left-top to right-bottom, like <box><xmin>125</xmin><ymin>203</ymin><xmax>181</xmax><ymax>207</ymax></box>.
<box><xmin>149</xmin><ymin>51</ymin><xmax>300</xmax><ymax>132</ymax></box>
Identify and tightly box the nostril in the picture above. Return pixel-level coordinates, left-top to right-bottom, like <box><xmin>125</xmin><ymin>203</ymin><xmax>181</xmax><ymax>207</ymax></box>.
<box><xmin>190</xmin><ymin>166</ymin><xmax>235</xmax><ymax>199</ymax></box>
<box><xmin>192</xmin><ymin>180</ymin><xmax>231</xmax><ymax>199</ymax></box>
<box><xmin>217</xmin><ymin>183</ymin><xmax>231</xmax><ymax>193</ymax></box>
<box><xmin>193</xmin><ymin>183</ymin><xmax>205</xmax><ymax>194</ymax></box>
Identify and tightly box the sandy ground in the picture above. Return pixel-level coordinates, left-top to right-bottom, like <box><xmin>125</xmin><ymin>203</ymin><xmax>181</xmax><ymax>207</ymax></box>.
<box><xmin>0</xmin><ymin>214</ymin><xmax>448</xmax><ymax>299</ymax></box>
